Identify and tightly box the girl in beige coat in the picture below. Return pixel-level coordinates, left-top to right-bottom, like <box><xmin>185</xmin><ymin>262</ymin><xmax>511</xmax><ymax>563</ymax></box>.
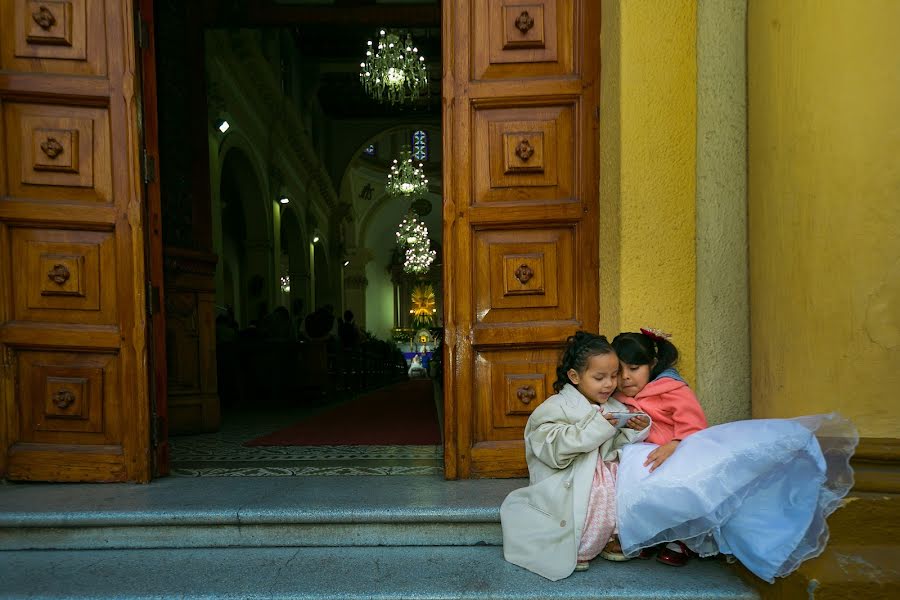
<box><xmin>500</xmin><ymin>332</ymin><xmax>650</xmax><ymax>581</ymax></box>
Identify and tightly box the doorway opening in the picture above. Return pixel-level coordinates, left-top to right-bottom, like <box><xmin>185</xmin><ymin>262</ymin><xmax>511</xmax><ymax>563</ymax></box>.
<box><xmin>148</xmin><ymin>0</ymin><xmax>444</xmax><ymax>477</ymax></box>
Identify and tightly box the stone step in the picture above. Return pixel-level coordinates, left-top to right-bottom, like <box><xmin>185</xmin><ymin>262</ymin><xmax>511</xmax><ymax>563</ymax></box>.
<box><xmin>0</xmin><ymin>519</ymin><xmax>502</xmax><ymax>550</ymax></box>
<box><xmin>0</xmin><ymin>475</ymin><xmax>519</xmax><ymax>550</ymax></box>
<box><xmin>0</xmin><ymin>545</ymin><xmax>760</xmax><ymax>600</ymax></box>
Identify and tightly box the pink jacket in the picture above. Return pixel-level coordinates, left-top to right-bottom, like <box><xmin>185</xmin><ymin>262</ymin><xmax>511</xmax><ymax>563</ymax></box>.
<box><xmin>614</xmin><ymin>373</ymin><xmax>707</xmax><ymax>445</ymax></box>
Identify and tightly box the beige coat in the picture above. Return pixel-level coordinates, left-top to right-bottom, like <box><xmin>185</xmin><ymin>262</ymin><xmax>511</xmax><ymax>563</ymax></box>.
<box><xmin>500</xmin><ymin>383</ymin><xmax>650</xmax><ymax>580</ymax></box>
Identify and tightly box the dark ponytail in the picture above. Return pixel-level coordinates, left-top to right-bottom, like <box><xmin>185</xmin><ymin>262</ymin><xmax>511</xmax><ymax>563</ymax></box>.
<box><xmin>553</xmin><ymin>331</ymin><xmax>615</xmax><ymax>392</ymax></box>
<box><xmin>611</xmin><ymin>331</ymin><xmax>679</xmax><ymax>380</ymax></box>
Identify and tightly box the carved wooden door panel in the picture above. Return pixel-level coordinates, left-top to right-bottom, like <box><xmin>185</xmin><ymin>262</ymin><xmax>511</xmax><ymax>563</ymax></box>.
<box><xmin>443</xmin><ymin>0</ymin><xmax>600</xmax><ymax>478</ymax></box>
<box><xmin>0</xmin><ymin>0</ymin><xmax>151</xmax><ymax>481</ymax></box>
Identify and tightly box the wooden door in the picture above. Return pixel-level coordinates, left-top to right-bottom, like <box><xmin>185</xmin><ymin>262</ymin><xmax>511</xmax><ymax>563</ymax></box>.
<box><xmin>443</xmin><ymin>0</ymin><xmax>600</xmax><ymax>478</ymax></box>
<box><xmin>0</xmin><ymin>0</ymin><xmax>152</xmax><ymax>481</ymax></box>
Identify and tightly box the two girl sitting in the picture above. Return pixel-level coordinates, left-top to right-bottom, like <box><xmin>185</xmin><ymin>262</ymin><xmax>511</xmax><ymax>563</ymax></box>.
<box><xmin>501</xmin><ymin>329</ymin><xmax>857</xmax><ymax>583</ymax></box>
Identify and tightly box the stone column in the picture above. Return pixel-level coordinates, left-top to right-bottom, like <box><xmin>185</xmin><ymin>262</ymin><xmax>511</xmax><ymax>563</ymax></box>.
<box><xmin>288</xmin><ymin>264</ymin><xmax>311</xmax><ymax>318</ymax></box>
<box><xmin>243</xmin><ymin>237</ymin><xmax>273</xmax><ymax>324</ymax></box>
<box><xmin>342</xmin><ymin>247</ymin><xmax>373</xmax><ymax>330</ymax></box>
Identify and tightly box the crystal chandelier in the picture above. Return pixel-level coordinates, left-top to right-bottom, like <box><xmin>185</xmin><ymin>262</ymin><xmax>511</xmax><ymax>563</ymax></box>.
<box><xmin>386</xmin><ymin>148</ymin><xmax>428</xmax><ymax>197</ymax></box>
<box><xmin>395</xmin><ymin>212</ymin><xmax>429</xmax><ymax>248</ymax></box>
<box><xmin>404</xmin><ymin>237</ymin><xmax>436</xmax><ymax>274</ymax></box>
<box><xmin>360</xmin><ymin>29</ymin><xmax>428</xmax><ymax>105</ymax></box>
<box><xmin>395</xmin><ymin>212</ymin><xmax>436</xmax><ymax>274</ymax></box>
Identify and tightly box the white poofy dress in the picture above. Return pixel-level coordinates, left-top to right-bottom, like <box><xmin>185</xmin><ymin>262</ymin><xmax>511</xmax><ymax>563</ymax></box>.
<box><xmin>615</xmin><ymin>413</ymin><xmax>857</xmax><ymax>582</ymax></box>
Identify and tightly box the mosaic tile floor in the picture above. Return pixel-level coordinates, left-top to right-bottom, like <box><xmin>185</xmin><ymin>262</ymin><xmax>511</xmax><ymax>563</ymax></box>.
<box><xmin>170</xmin><ymin>403</ymin><xmax>444</xmax><ymax>477</ymax></box>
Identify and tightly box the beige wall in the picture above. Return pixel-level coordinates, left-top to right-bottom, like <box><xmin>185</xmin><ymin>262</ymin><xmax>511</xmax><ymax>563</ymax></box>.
<box><xmin>748</xmin><ymin>1</ymin><xmax>900</xmax><ymax>437</ymax></box>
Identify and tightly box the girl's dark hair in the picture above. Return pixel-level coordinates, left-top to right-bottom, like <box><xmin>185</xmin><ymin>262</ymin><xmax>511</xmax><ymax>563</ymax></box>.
<box><xmin>611</xmin><ymin>332</ymin><xmax>678</xmax><ymax>380</ymax></box>
<box><xmin>553</xmin><ymin>331</ymin><xmax>615</xmax><ymax>392</ymax></box>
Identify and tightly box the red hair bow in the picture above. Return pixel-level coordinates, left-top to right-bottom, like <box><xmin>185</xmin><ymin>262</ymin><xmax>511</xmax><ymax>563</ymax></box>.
<box><xmin>640</xmin><ymin>327</ymin><xmax>672</xmax><ymax>342</ymax></box>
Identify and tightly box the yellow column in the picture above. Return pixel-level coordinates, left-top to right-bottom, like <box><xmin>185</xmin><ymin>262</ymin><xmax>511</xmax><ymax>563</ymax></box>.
<box><xmin>600</xmin><ymin>0</ymin><xmax>698</xmax><ymax>384</ymax></box>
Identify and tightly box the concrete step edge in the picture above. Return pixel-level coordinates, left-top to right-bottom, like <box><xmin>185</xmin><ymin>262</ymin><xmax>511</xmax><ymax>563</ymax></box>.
<box><xmin>0</xmin><ymin>505</ymin><xmax>502</xmax><ymax>528</ymax></box>
<box><xmin>0</xmin><ymin>520</ymin><xmax>503</xmax><ymax>551</ymax></box>
<box><xmin>0</xmin><ymin>545</ymin><xmax>760</xmax><ymax>600</ymax></box>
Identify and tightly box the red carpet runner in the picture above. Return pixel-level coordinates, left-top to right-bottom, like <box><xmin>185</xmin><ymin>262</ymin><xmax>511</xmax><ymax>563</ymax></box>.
<box><xmin>244</xmin><ymin>379</ymin><xmax>441</xmax><ymax>446</ymax></box>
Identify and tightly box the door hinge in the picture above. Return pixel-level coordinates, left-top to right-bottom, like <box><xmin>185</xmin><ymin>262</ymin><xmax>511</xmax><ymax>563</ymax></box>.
<box><xmin>141</xmin><ymin>149</ymin><xmax>156</xmax><ymax>185</ymax></box>
<box><xmin>146</xmin><ymin>282</ymin><xmax>160</xmax><ymax>317</ymax></box>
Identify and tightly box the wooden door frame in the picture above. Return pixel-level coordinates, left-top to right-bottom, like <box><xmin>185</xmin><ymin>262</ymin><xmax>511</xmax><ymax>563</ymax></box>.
<box><xmin>441</xmin><ymin>0</ymin><xmax>458</xmax><ymax>480</ymax></box>
<box><xmin>142</xmin><ymin>0</ymin><xmax>445</xmax><ymax>477</ymax></box>
<box><xmin>136</xmin><ymin>0</ymin><xmax>170</xmax><ymax>477</ymax></box>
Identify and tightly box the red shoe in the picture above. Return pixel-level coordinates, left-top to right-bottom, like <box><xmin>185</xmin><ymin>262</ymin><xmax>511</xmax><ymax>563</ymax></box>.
<box><xmin>656</xmin><ymin>541</ymin><xmax>693</xmax><ymax>567</ymax></box>
<box><xmin>637</xmin><ymin>546</ymin><xmax>658</xmax><ymax>560</ymax></box>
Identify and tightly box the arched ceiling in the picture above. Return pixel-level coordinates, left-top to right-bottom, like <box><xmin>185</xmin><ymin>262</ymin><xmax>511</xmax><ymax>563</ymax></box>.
<box><xmin>197</xmin><ymin>0</ymin><xmax>441</xmax><ymax>119</ymax></box>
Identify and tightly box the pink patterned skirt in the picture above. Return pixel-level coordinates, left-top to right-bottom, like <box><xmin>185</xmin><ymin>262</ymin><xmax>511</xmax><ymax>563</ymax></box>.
<box><xmin>577</xmin><ymin>457</ymin><xmax>618</xmax><ymax>561</ymax></box>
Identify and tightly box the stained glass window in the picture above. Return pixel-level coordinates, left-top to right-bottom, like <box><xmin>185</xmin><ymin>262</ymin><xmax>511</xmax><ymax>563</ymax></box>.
<box><xmin>363</xmin><ymin>143</ymin><xmax>376</xmax><ymax>157</ymax></box>
<box><xmin>412</xmin><ymin>130</ymin><xmax>428</xmax><ymax>161</ymax></box>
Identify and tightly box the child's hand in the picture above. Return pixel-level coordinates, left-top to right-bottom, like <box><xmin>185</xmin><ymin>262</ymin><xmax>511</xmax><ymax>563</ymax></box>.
<box><xmin>625</xmin><ymin>415</ymin><xmax>649</xmax><ymax>430</ymax></box>
<box><xmin>602</xmin><ymin>412</ymin><xmax>618</xmax><ymax>426</ymax></box>
<box><xmin>644</xmin><ymin>440</ymin><xmax>680</xmax><ymax>472</ymax></box>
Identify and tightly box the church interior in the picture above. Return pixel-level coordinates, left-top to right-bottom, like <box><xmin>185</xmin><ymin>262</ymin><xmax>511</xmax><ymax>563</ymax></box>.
<box><xmin>153</xmin><ymin>0</ymin><xmax>446</xmax><ymax>476</ymax></box>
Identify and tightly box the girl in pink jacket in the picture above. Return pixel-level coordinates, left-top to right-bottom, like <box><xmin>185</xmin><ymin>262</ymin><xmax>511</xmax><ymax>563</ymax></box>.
<box><xmin>612</xmin><ymin>329</ymin><xmax>707</xmax><ymax>472</ymax></box>
<box><xmin>611</xmin><ymin>329</ymin><xmax>707</xmax><ymax>567</ymax></box>
<box><xmin>610</xmin><ymin>328</ymin><xmax>858</xmax><ymax>583</ymax></box>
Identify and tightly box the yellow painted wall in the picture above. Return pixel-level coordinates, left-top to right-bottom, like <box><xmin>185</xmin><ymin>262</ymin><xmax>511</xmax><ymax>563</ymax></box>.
<box><xmin>600</xmin><ymin>0</ymin><xmax>698</xmax><ymax>384</ymax></box>
<box><xmin>748</xmin><ymin>1</ymin><xmax>900</xmax><ymax>437</ymax></box>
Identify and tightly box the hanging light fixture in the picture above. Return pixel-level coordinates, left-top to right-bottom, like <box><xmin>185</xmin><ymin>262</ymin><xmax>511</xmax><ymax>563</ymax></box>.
<box><xmin>386</xmin><ymin>148</ymin><xmax>428</xmax><ymax>198</ymax></box>
<box><xmin>360</xmin><ymin>29</ymin><xmax>428</xmax><ymax>105</ymax></box>
<box><xmin>404</xmin><ymin>237</ymin><xmax>436</xmax><ymax>274</ymax></box>
<box><xmin>395</xmin><ymin>212</ymin><xmax>428</xmax><ymax>248</ymax></box>
<box><xmin>395</xmin><ymin>212</ymin><xmax>435</xmax><ymax>274</ymax></box>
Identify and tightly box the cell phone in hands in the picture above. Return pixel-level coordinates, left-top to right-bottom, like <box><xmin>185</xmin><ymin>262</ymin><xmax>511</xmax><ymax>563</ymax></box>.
<box><xmin>605</xmin><ymin>411</ymin><xmax>650</xmax><ymax>429</ymax></box>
